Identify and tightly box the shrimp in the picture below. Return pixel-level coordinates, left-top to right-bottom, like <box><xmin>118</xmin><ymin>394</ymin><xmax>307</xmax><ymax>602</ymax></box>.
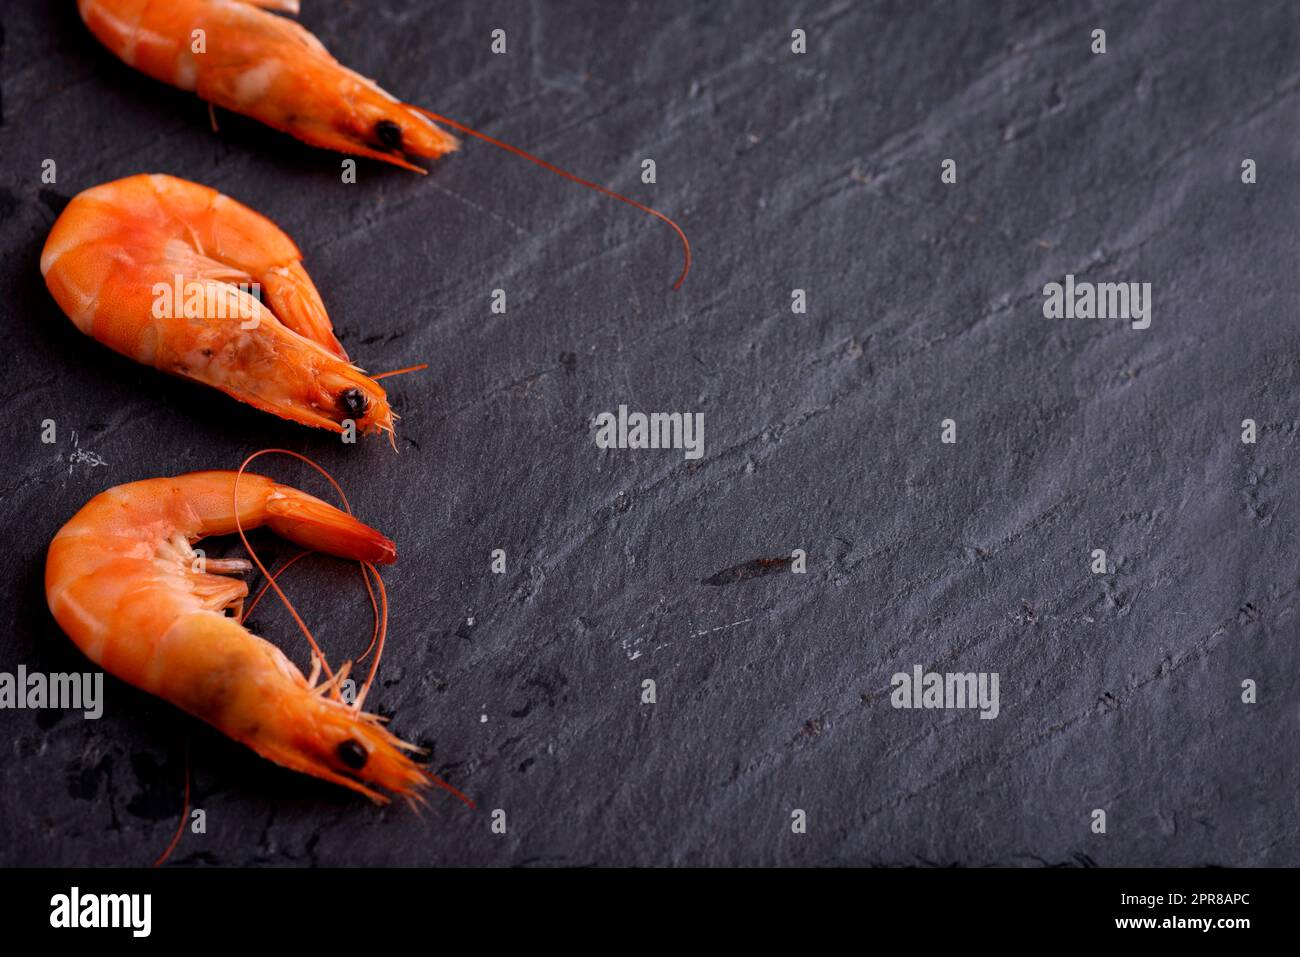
<box><xmin>76</xmin><ymin>0</ymin><xmax>691</xmax><ymax>288</ymax></box>
<box><xmin>41</xmin><ymin>173</ymin><xmax>397</xmax><ymax>439</ymax></box>
<box><xmin>44</xmin><ymin>468</ymin><xmax>467</xmax><ymax>805</ymax></box>
<box><xmin>78</xmin><ymin>0</ymin><xmax>460</xmax><ymax>172</ymax></box>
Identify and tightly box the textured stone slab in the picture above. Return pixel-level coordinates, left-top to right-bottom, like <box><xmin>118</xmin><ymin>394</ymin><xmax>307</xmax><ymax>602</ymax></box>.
<box><xmin>0</xmin><ymin>0</ymin><xmax>1295</xmax><ymax>866</ymax></box>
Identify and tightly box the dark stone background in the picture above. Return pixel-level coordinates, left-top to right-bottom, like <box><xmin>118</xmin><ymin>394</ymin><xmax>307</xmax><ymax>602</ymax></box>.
<box><xmin>0</xmin><ymin>0</ymin><xmax>1296</xmax><ymax>867</ymax></box>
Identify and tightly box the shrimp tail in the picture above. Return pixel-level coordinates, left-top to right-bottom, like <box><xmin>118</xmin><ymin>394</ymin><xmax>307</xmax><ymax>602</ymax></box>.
<box><xmin>264</xmin><ymin>489</ymin><xmax>396</xmax><ymax>565</ymax></box>
<box><xmin>260</xmin><ymin>262</ymin><xmax>349</xmax><ymax>360</ymax></box>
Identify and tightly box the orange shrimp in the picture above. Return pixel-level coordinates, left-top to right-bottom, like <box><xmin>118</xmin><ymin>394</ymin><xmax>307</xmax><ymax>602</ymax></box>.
<box><xmin>76</xmin><ymin>0</ymin><xmax>691</xmax><ymax>288</ymax></box>
<box><xmin>78</xmin><ymin>0</ymin><xmax>460</xmax><ymax>171</ymax></box>
<box><xmin>42</xmin><ymin>173</ymin><xmax>397</xmax><ymax>438</ymax></box>
<box><xmin>44</xmin><ymin>468</ymin><xmax>466</xmax><ymax>805</ymax></box>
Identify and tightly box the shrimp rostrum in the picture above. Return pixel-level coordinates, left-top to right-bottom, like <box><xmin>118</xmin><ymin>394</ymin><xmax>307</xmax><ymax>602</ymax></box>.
<box><xmin>42</xmin><ymin>174</ymin><xmax>395</xmax><ymax>438</ymax></box>
<box><xmin>45</xmin><ymin>470</ymin><xmax>461</xmax><ymax>804</ymax></box>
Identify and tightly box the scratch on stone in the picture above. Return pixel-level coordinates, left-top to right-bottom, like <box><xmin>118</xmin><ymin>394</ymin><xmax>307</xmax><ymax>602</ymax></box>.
<box><xmin>63</xmin><ymin>431</ymin><xmax>107</xmax><ymax>474</ymax></box>
<box><xmin>688</xmin><ymin>617</ymin><xmax>752</xmax><ymax>639</ymax></box>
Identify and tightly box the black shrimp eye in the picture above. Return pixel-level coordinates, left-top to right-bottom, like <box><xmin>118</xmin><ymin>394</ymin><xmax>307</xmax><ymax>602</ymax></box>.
<box><xmin>337</xmin><ymin>739</ymin><xmax>368</xmax><ymax>770</ymax></box>
<box><xmin>339</xmin><ymin>387</ymin><xmax>369</xmax><ymax>419</ymax></box>
<box><xmin>376</xmin><ymin>119</ymin><xmax>403</xmax><ymax>151</ymax></box>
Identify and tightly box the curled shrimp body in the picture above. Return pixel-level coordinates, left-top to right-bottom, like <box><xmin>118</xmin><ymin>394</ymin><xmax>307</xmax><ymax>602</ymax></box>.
<box><xmin>42</xmin><ymin>173</ymin><xmax>395</xmax><ymax>438</ymax></box>
<box><xmin>78</xmin><ymin>0</ymin><xmax>458</xmax><ymax>171</ymax></box>
<box><xmin>45</xmin><ymin>470</ymin><xmax>440</xmax><ymax>803</ymax></box>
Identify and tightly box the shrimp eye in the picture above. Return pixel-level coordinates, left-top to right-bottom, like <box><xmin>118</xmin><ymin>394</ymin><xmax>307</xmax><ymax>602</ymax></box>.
<box><xmin>376</xmin><ymin>120</ymin><xmax>403</xmax><ymax>151</ymax></box>
<box><xmin>339</xmin><ymin>388</ymin><xmax>369</xmax><ymax>419</ymax></box>
<box><xmin>337</xmin><ymin>739</ymin><xmax>368</xmax><ymax>770</ymax></box>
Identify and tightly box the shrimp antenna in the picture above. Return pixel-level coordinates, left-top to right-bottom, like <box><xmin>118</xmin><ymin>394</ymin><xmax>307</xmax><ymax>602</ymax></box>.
<box><xmin>152</xmin><ymin>738</ymin><xmax>190</xmax><ymax>867</ymax></box>
<box><xmin>371</xmin><ymin>362</ymin><xmax>429</xmax><ymax>380</ymax></box>
<box><xmin>353</xmin><ymin>562</ymin><xmax>388</xmax><ymax>710</ymax></box>
<box><xmin>411</xmin><ymin>107</ymin><xmax>692</xmax><ymax>290</ymax></box>
<box><xmin>234</xmin><ymin>450</ymin><xmax>389</xmax><ymax>703</ymax></box>
<box><xmin>235</xmin><ymin>450</ymin><xmax>349</xmax><ymax>686</ymax></box>
<box><xmin>242</xmin><ymin>549</ymin><xmax>310</xmax><ymax>623</ymax></box>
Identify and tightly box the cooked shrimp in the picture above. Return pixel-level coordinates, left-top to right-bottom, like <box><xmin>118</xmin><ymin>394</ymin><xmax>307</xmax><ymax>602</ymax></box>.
<box><xmin>76</xmin><ymin>0</ymin><xmax>691</xmax><ymax>288</ymax></box>
<box><xmin>45</xmin><ymin>468</ymin><xmax>467</xmax><ymax>805</ymax></box>
<box><xmin>41</xmin><ymin>173</ymin><xmax>396</xmax><ymax>438</ymax></box>
<box><xmin>78</xmin><ymin>0</ymin><xmax>460</xmax><ymax>171</ymax></box>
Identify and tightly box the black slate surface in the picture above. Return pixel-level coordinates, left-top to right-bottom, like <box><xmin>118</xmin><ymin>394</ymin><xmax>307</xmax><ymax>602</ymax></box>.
<box><xmin>0</xmin><ymin>0</ymin><xmax>1296</xmax><ymax>867</ymax></box>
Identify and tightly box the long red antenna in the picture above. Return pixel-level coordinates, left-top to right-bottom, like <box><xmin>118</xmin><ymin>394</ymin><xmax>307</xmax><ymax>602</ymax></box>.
<box><xmin>413</xmin><ymin>107</ymin><xmax>692</xmax><ymax>290</ymax></box>
<box><xmin>233</xmin><ymin>456</ymin><xmax>388</xmax><ymax>708</ymax></box>
<box><xmin>152</xmin><ymin>739</ymin><xmax>190</xmax><ymax>867</ymax></box>
<box><xmin>353</xmin><ymin>562</ymin><xmax>388</xmax><ymax>710</ymax></box>
<box><xmin>242</xmin><ymin>549</ymin><xmax>310</xmax><ymax>623</ymax></box>
<box><xmin>371</xmin><ymin>362</ymin><xmax>428</xmax><ymax>381</ymax></box>
<box><xmin>235</xmin><ymin>450</ymin><xmax>348</xmax><ymax>688</ymax></box>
